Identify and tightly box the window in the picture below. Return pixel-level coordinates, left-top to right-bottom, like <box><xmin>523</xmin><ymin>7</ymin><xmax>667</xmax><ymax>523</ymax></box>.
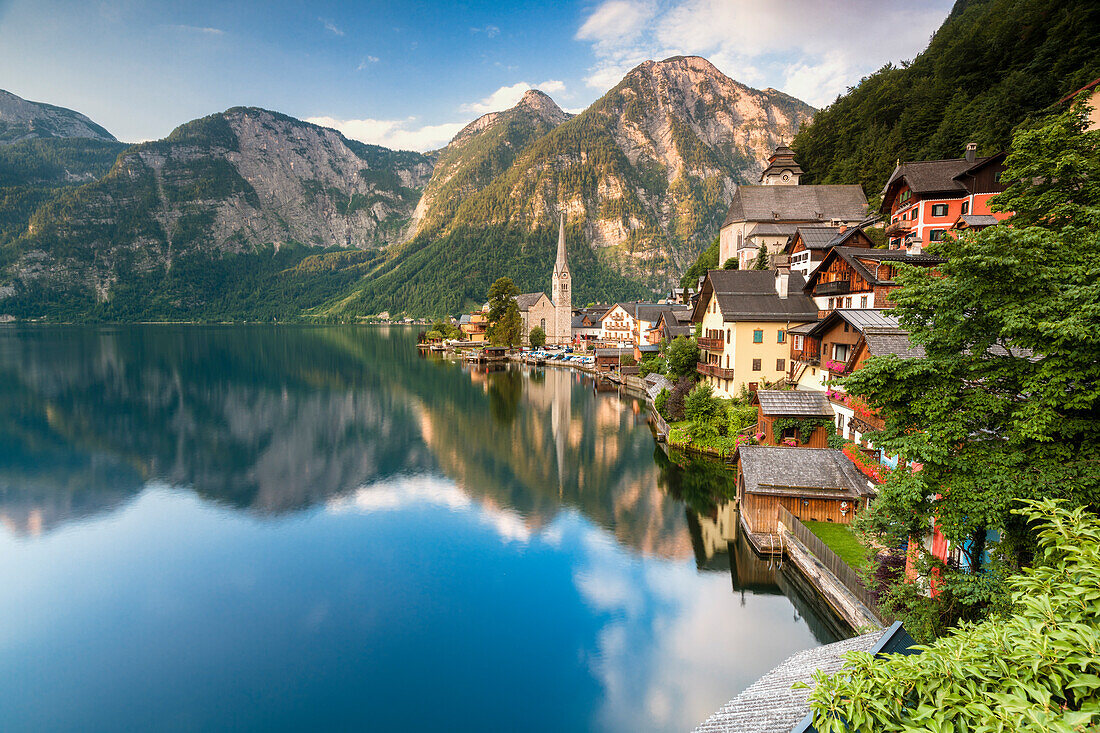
<box><xmin>890</xmin><ymin>238</ymin><xmax>899</xmax><ymax>248</ymax></box>
<box><xmin>931</xmin><ymin>203</ymin><xmax>948</xmax><ymax>217</ymax></box>
<box><xmin>726</xmin><ymin>328</ymin><xmax>730</xmax><ymax>344</ymax></box>
<box><xmin>843</xmin><ymin>323</ymin><xmax>849</xmax><ymax>332</ymax></box>
<box><xmin>833</xmin><ymin>343</ymin><xmax>850</xmax><ymax>362</ymax></box>
<box><xmin>828</xmin><ymin>298</ymin><xmax>835</xmax><ymax>309</ymax></box>
<box><xmin>844</xmin><ymin>297</ymin><xmax>852</xmax><ymax>308</ymax></box>
<box><xmin>752</xmin><ymin>359</ymin><xmax>761</xmax><ymax>371</ymax></box>
<box><xmin>929</xmin><ymin>229</ymin><xmax>946</xmax><ymax>241</ymax></box>
<box><xmin>753</xmin><ymin>329</ymin><xmax>763</xmax><ymax>343</ymax></box>
<box><xmin>910</xmin><ymin>208</ymin><xmax>918</xmax><ymax>221</ymax></box>
<box><xmin>777</xmin><ymin>329</ymin><xmax>786</xmax><ymax>343</ymax></box>
<box><xmin>725</xmin><ymin>355</ymin><xmax>729</xmax><ymax>368</ymax></box>
<box><xmin>793</xmin><ymin>335</ymin><xmax>803</xmax><ymax>350</ymax></box>
<box><xmin>776</xmin><ymin>358</ymin><xmax>785</xmax><ymax>371</ymax></box>
<box><xmin>993</xmin><ymin>171</ymin><xmax>1002</xmax><ymax>183</ymax></box>
<box><xmin>860</xmin><ymin>295</ymin><xmax>868</xmax><ymax>308</ymax></box>
<box><xmin>961</xmin><ymin>200</ymin><xmax>970</xmax><ymax>215</ymax></box>
<box><xmin>899</xmin><ymin>189</ymin><xmax>911</xmax><ymax>203</ymax></box>
<box><xmin>540</xmin><ymin>318</ymin><xmax>546</xmax><ymax>330</ymax></box>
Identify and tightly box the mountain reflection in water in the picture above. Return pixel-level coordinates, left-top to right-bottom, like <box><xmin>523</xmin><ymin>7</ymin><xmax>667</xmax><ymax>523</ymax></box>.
<box><xmin>0</xmin><ymin>325</ymin><xmax>845</xmax><ymax>733</ymax></box>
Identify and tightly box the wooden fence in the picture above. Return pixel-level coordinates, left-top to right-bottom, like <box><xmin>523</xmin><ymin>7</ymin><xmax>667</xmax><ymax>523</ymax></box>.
<box><xmin>778</xmin><ymin>506</ymin><xmax>892</xmax><ymax>625</ymax></box>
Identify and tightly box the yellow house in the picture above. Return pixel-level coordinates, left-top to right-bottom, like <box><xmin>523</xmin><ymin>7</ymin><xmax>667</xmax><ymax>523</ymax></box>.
<box><xmin>460</xmin><ymin>305</ymin><xmax>490</xmax><ymax>343</ymax></box>
<box><xmin>691</xmin><ymin>270</ymin><xmax>818</xmax><ymax>397</ymax></box>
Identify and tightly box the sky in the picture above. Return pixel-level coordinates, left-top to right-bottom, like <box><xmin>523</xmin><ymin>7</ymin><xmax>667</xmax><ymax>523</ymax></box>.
<box><xmin>0</xmin><ymin>0</ymin><xmax>954</xmax><ymax>151</ymax></box>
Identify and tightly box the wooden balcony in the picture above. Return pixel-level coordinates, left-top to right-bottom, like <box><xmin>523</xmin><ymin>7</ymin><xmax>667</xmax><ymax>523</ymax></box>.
<box><xmin>697</xmin><ymin>363</ymin><xmax>736</xmax><ymax>379</ymax></box>
<box><xmin>814</xmin><ymin>280</ymin><xmax>851</xmax><ymax>296</ymax></box>
<box><xmin>697</xmin><ymin>336</ymin><xmax>724</xmax><ymax>350</ymax></box>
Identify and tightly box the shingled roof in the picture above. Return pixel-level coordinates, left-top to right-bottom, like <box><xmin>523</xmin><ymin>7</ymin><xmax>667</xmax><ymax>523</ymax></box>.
<box><xmin>738</xmin><ymin>446</ymin><xmax>871</xmax><ymax>499</ymax></box>
<box><xmin>693</xmin><ymin>630</ymin><xmax>883</xmax><ymax>733</ymax></box>
<box><xmin>804</xmin><ymin>246</ymin><xmax>944</xmax><ymax>291</ymax></box>
<box><xmin>863</xmin><ymin>329</ymin><xmax>925</xmax><ymax>359</ymax></box>
<box><xmin>515</xmin><ymin>292</ymin><xmax>548</xmax><ymax>311</ymax></box>
<box><xmin>755</xmin><ymin>390</ymin><xmax>833</xmax><ymax>417</ymax></box>
<box><xmin>723</xmin><ymin>185</ymin><xmax>869</xmax><ymax>227</ymax></box>
<box><xmin>697</xmin><ymin>270</ymin><xmax>818</xmax><ymax>323</ymax></box>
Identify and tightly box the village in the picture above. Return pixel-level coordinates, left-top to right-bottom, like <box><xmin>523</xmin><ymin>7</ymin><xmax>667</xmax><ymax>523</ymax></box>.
<box><xmin>415</xmin><ymin>78</ymin><xmax>1100</xmax><ymax>730</ymax></box>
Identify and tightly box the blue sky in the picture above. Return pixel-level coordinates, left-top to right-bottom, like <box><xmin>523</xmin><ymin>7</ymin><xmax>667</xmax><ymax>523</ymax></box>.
<box><xmin>0</xmin><ymin>0</ymin><xmax>952</xmax><ymax>150</ymax></box>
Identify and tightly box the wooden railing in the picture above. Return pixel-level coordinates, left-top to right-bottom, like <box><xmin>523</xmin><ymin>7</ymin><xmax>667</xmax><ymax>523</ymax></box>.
<box><xmin>696</xmin><ymin>362</ymin><xmax>735</xmax><ymax>379</ymax></box>
<box><xmin>777</xmin><ymin>506</ymin><xmax>892</xmax><ymax>625</ymax></box>
<box><xmin>697</xmin><ymin>336</ymin><xmax>724</xmax><ymax>350</ymax></box>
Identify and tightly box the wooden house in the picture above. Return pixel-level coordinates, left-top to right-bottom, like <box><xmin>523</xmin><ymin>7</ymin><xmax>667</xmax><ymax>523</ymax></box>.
<box><xmin>594</xmin><ymin>347</ymin><xmax>632</xmax><ymax>372</ymax></box>
<box><xmin>753</xmin><ymin>390</ymin><xmax>834</xmax><ymax>448</ymax></box>
<box><xmin>736</xmin><ymin>446</ymin><xmax>872</xmax><ymax>554</ymax></box>
<box><xmin>784</xmin><ymin>225</ymin><xmax>874</xmax><ymax>277</ymax></box>
<box><xmin>803</xmin><ymin>246</ymin><xmax>943</xmax><ymax>315</ymax></box>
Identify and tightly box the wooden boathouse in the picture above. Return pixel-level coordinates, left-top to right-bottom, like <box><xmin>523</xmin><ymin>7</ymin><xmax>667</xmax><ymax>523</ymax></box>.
<box><xmin>735</xmin><ymin>445</ymin><xmax>874</xmax><ymax>554</ymax></box>
<box><xmin>753</xmin><ymin>390</ymin><xmax>835</xmax><ymax>448</ymax></box>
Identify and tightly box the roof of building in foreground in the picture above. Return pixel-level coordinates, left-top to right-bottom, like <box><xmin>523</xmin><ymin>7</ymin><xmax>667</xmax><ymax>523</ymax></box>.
<box><xmin>695</xmin><ymin>622</ymin><xmax>917</xmax><ymax>733</ymax></box>
<box><xmin>755</xmin><ymin>390</ymin><xmax>833</xmax><ymax>417</ymax></box>
<box><xmin>737</xmin><ymin>446</ymin><xmax>872</xmax><ymax>498</ymax></box>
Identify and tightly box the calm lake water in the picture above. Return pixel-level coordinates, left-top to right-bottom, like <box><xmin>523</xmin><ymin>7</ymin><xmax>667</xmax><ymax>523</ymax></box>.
<box><xmin>0</xmin><ymin>325</ymin><xmax>846</xmax><ymax>732</ymax></box>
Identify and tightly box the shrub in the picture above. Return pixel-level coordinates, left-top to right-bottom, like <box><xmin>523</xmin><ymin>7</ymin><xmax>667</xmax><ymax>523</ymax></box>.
<box><xmin>654</xmin><ymin>387</ymin><xmax>669</xmax><ymax>418</ymax></box>
<box><xmin>666</xmin><ymin>336</ymin><xmax>700</xmax><ymax>379</ymax></box>
<box><xmin>684</xmin><ymin>382</ymin><xmax>721</xmax><ymax>423</ymax></box>
<box><xmin>666</xmin><ymin>376</ymin><xmax>693</xmax><ymax>421</ymax></box>
<box><xmin>528</xmin><ymin>326</ymin><xmax>546</xmax><ymax>348</ymax></box>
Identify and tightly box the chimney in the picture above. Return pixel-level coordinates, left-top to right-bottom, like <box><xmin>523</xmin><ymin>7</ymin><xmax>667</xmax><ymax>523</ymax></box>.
<box><xmin>907</xmin><ymin>239</ymin><xmax>923</xmax><ymax>256</ymax></box>
<box><xmin>965</xmin><ymin>142</ymin><xmax>977</xmax><ymax>163</ymax></box>
<box><xmin>775</xmin><ymin>270</ymin><xmax>789</xmax><ymax>299</ymax></box>
<box><xmin>837</xmin><ymin>224</ymin><xmax>847</xmax><ymax>234</ymax></box>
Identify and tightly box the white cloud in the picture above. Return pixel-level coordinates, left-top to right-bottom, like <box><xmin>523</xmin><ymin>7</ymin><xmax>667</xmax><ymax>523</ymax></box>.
<box><xmin>470</xmin><ymin>25</ymin><xmax>501</xmax><ymax>38</ymax></box>
<box><xmin>575</xmin><ymin>0</ymin><xmax>952</xmax><ymax>107</ymax></box>
<box><xmin>306</xmin><ymin>115</ymin><xmax>466</xmax><ymax>152</ymax></box>
<box><xmin>357</xmin><ymin>56</ymin><xmax>380</xmax><ymax>70</ymax></box>
<box><xmin>319</xmin><ymin>17</ymin><xmax>344</xmax><ymax>36</ymax></box>
<box><xmin>169</xmin><ymin>24</ymin><xmax>224</xmax><ymax>36</ymax></box>
<box><xmin>460</xmin><ymin>79</ymin><xmax>566</xmax><ymax>115</ymax></box>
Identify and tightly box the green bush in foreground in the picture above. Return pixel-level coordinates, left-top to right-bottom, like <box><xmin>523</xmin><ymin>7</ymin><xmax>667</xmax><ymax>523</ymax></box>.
<box><xmin>804</xmin><ymin>499</ymin><xmax>1100</xmax><ymax>732</ymax></box>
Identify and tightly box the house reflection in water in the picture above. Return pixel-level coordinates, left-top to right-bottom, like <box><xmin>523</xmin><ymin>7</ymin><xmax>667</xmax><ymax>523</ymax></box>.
<box><xmin>688</xmin><ymin>501</ymin><xmax>852</xmax><ymax>644</ymax></box>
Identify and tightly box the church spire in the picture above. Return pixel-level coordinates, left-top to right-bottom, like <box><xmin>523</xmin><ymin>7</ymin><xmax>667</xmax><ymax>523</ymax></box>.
<box><xmin>555</xmin><ymin>213</ymin><xmax>568</xmax><ymax>274</ymax></box>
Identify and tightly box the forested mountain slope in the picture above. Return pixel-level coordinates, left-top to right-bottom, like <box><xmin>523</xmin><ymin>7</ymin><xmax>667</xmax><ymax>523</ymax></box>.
<box><xmin>792</xmin><ymin>0</ymin><xmax>1100</xmax><ymax>200</ymax></box>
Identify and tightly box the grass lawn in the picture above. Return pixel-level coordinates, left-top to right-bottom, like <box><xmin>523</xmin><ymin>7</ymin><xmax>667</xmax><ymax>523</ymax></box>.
<box><xmin>803</xmin><ymin>521</ymin><xmax>869</xmax><ymax>570</ymax></box>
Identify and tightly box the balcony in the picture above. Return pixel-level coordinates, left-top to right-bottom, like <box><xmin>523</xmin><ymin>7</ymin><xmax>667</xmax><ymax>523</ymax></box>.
<box><xmin>697</xmin><ymin>336</ymin><xmax>724</xmax><ymax>350</ymax></box>
<box><xmin>814</xmin><ymin>280</ymin><xmax>851</xmax><ymax>296</ymax></box>
<box><xmin>697</xmin><ymin>363</ymin><xmax>736</xmax><ymax>379</ymax></box>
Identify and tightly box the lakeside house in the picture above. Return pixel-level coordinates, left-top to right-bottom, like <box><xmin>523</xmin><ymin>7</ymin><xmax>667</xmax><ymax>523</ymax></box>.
<box><xmin>718</xmin><ymin>145</ymin><xmax>869</xmax><ymax>270</ymax></box>
<box><xmin>789</xmin><ymin>309</ymin><xmax>924</xmax><ymax>447</ymax></box>
<box><xmin>459</xmin><ymin>306</ymin><xmax>489</xmax><ymax>342</ymax></box>
<box><xmin>634</xmin><ymin>302</ymin><xmax>690</xmax><ymax>345</ymax></box>
<box><xmin>752</xmin><ymin>390</ymin><xmax>834</xmax><ymax>448</ymax></box>
<box><xmin>802</xmin><ymin>245</ymin><xmax>944</xmax><ymax>315</ymax></box>
<box><xmin>783</xmin><ymin>224</ymin><xmax>875</xmax><ymax>277</ymax></box>
<box><xmin>597</xmin><ymin>303</ymin><xmax>636</xmax><ymax>344</ymax></box>
<box><xmin>736</xmin><ymin>446</ymin><xmax>873</xmax><ymax>554</ymax></box>
<box><xmin>691</xmin><ymin>270</ymin><xmax>818</xmax><ymax>397</ymax></box>
<box><xmin>880</xmin><ymin>145</ymin><xmax>1010</xmax><ymax>249</ymax></box>
<box><xmin>594</xmin><ymin>347</ymin><xmax>633</xmax><ymax>372</ymax></box>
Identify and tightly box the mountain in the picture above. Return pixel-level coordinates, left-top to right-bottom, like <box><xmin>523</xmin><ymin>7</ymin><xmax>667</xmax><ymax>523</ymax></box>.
<box><xmin>0</xmin><ymin>58</ymin><xmax>814</xmax><ymax>320</ymax></box>
<box><xmin>329</xmin><ymin>56</ymin><xmax>815</xmax><ymax>317</ymax></box>
<box><xmin>0</xmin><ymin>89</ymin><xmax>117</xmax><ymax>144</ymax></box>
<box><xmin>792</xmin><ymin>0</ymin><xmax>1100</xmax><ymax>199</ymax></box>
<box><xmin>0</xmin><ymin>107</ymin><xmax>434</xmax><ymax>320</ymax></box>
<box><xmin>407</xmin><ymin>89</ymin><xmax>571</xmax><ymax>238</ymax></box>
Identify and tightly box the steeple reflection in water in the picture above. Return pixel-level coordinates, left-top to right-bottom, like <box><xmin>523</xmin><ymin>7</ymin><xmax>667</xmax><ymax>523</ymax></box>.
<box><xmin>0</xmin><ymin>325</ymin><xmax>845</xmax><ymax>733</ymax></box>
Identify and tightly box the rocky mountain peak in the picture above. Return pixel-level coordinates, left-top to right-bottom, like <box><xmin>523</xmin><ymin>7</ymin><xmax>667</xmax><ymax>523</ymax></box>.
<box><xmin>0</xmin><ymin>89</ymin><xmax>117</xmax><ymax>144</ymax></box>
<box><xmin>517</xmin><ymin>89</ymin><xmax>570</xmax><ymax>125</ymax></box>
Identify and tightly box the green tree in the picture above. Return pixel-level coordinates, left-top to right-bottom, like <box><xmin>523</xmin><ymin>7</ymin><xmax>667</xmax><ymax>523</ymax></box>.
<box><xmin>805</xmin><ymin>500</ymin><xmax>1100</xmax><ymax>733</ymax></box>
<box><xmin>654</xmin><ymin>387</ymin><xmax>670</xmax><ymax>418</ymax></box>
<box><xmin>722</xmin><ymin>257</ymin><xmax>738</xmax><ymax>270</ymax></box>
<box><xmin>843</xmin><ymin>99</ymin><xmax>1100</xmax><ymax>635</ymax></box>
<box><xmin>491</xmin><ymin>300</ymin><xmax>523</xmax><ymax>347</ymax></box>
<box><xmin>528</xmin><ymin>325</ymin><xmax>546</xmax><ymax>348</ymax></box>
<box><xmin>753</xmin><ymin>244</ymin><xmax>769</xmax><ymax>270</ymax></box>
<box><xmin>486</xmin><ymin>276</ymin><xmax>519</xmax><ymax>323</ymax></box>
<box><xmin>665</xmin><ymin>336</ymin><xmax>700</xmax><ymax>380</ymax></box>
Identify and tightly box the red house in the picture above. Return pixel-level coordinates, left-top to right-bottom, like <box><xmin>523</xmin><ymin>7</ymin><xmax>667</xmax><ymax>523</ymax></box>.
<box><xmin>881</xmin><ymin>145</ymin><xmax>1011</xmax><ymax>249</ymax></box>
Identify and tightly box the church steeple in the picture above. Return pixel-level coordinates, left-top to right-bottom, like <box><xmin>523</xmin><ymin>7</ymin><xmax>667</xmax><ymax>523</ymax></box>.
<box><xmin>554</xmin><ymin>213</ymin><xmax>569</xmax><ymax>276</ymax></box>
<box><xmin>550</xmin><ymin>212</ymin><xmax>572</xmax><ymax>345</ymax></box>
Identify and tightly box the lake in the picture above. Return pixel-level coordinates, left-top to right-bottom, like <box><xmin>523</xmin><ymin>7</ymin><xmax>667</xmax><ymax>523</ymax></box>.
<box><xmin>0</xmin><ymin>325</ymin><xmax>846</xmax><ymax>732</ymax></box>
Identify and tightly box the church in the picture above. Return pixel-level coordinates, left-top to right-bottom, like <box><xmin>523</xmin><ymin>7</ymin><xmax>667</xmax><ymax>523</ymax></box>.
<box><xmin>516</xmin><ymin>214</ymin><xmax>573</xmax><ymax>345</ymax></box>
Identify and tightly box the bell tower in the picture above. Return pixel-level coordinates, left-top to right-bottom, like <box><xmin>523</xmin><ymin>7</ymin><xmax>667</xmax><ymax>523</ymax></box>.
<box><xmin>551</xmin><ymin>213</ymin><xmax>572</xmax><ymax>345</ymax></box>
